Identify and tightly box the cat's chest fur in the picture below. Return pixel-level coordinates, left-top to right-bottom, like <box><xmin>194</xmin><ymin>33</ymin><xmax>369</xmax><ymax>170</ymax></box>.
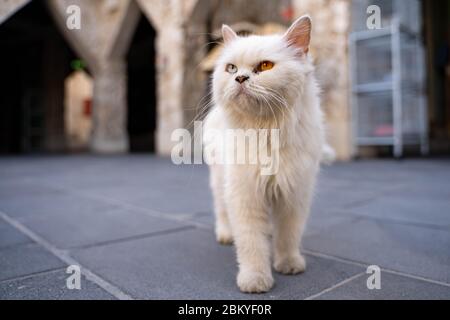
<box><xmin>206</xmin><ymin>104</ymin><xmax>322</xmax><ymax>203</ymax></box>
<box><xmin>254</xmin><ymin>126</ymin><xmax>319</xmax><ymax>202</ymax></box>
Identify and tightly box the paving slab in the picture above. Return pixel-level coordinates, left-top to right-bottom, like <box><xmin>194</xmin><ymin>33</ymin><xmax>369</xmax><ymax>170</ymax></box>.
<box><xmin>303</xmin><ymin>215</ymin><xmax>450</xmax><ymax>284</ymax></box>
<box><xmin>86</xmin><ymin>164</ymin><xmax>212</xmax><ymax>215</ymax></box>
<box><xmin>128</xmin><ymin>182</ymin><xmax>213</xmax><ymax>216</ymax></box>
<box><xmin>18</xmin><ymin>205</ymin><xmax>192</xmax><ymax>249</ymax></box>
<box><xmin>0</xmin><ymin>181</ymin><xmax>64</xmax><ymax>200</ymax></box>
<box><xmin>73</xmin><ymin>228</ymin><xmax>363</xmax><ymax>299</ymax></box>
<box><xmin>0</xmin><ymin>220</ymin><xmax>32</xmax><ymax>249</ymax></box>
<box><xmin>0</xmin><ymin>188</ymin><xmax>119</xmax><ymax>220</ymax></box>
<box><xmin>318</xmin><ymin>161</ymin><xmax>409</xmax><ymax>183</ymax></box>
<box><xmin>347</xmin><ymin>195</ymin><xmax>450</xmax><ymax>229</ymax></box>
<box><xmin>316</xmin><ymin>272</ymin><xmax>450</xmax><ymax>300</ymax></box>
<box><xmin>0</xmin><ymin>269</ymin><xmax>115</xmax><ymax>300</ymax></box>
<box><xmin>0</xmin><ymin>243</ymin><xmax>65</xmax><ymax>281</ymax></box>
<box><xmin>311</xmin><ymin>184</ymin><xmax>378</xmax><ymax>218</ymax></box>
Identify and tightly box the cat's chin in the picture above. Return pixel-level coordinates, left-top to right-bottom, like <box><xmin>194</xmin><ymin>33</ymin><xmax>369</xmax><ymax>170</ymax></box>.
<box><xmin>223</xmin><ymin>91</ymin><xmax>282</xmax><ymax>119</ymax></box>
<box><xmin>224</xmin><ymin>101</ymin><xmax>280</xmax><ymax>122</ymax></box>
<box><xmin>231</xmin><ymin>88</ymin><xmax>252</xmax><ymax>101</ymax></box>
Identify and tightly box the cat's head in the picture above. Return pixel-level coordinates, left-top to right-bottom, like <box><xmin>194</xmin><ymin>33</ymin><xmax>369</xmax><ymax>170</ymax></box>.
<box><xmin>213</xmin><ymin>15</ymin><xmax>314</xmax><ymax>118</ymax></box>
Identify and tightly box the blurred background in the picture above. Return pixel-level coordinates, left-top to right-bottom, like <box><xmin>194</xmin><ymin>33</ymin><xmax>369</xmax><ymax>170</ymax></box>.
<box><xmin>1</xmin><ymin>0</ymin><xmax>450</xmax><ymax>300</ymax></box>
<box><xmin>0</xmin><ymin>0</ymin><xmax>449</xmax><ymax>159</ymax></box>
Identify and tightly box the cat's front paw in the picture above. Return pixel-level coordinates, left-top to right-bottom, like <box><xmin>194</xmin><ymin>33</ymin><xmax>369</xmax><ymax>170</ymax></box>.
<box><xmin>237</xmin><ymin>270</ymin><xmax>274</xmax><ymax>293</ymax></box>
<box><xmin>274</xmin><ymin>254</ymin><xmax>306</xmax><ymax>275</ymax></box>
<box><xmin>215</xmin><ymin>226</ymin><xmax>233</xmax><ymax>245</ymax></box>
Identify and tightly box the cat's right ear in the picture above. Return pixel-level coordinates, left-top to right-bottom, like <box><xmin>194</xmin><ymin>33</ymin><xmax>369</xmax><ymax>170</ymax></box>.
<box><xmin>283</xmin><ymin>15</ymin><xmax>312</xmax><ymax>56</ymax></box>
<box><xmin>222</xmin><ymin>24</ymin><xmax>238</xmax><ymax>45</ymax></box>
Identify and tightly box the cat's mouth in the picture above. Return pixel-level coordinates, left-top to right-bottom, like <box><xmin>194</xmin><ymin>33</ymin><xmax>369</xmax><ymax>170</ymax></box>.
<box><xmin>232</xmin><ymin>85</ymin><xmax>258</xmax><ymax>102</ymax></box>
<box><xmin>236</xmin><ymin>85</ymin><xmax>249</xmax><ymax>96</ymax></box>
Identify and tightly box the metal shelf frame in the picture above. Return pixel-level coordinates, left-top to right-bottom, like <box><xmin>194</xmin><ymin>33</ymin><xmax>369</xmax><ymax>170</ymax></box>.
<box><xmin>349</xmin><ymin>16</ymin><xmax>429</xmax><ymax>158</ymax></box>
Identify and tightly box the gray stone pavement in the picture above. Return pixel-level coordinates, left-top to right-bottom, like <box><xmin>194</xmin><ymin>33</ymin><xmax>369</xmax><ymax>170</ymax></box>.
<box><xmin>0</xmin><ymin>155</ymin><xmax>449</xmax><ymax>299</ymax></box>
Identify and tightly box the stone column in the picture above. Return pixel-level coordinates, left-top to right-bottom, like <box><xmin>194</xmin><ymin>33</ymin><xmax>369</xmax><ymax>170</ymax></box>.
<box><xmin>155</xmin><ymin>25</ymin><xmax>185</xmax><ymax>156</ymax></box>
<box><xmin>90</xmin><ymin>59</ymin><xmax>129</xmax><ymax>153</ymax></box>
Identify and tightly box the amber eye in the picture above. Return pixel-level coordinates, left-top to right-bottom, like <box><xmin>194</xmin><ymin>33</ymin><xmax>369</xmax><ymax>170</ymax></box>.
<box><xmin>225</xmin><ymin>63</ymin><xmax>238</xmax><ymax>74</ymax></box>
<box><xmin>256</xmin><ymin>61</ymin><xmax>274</xmax><ymax>72</ymax></box>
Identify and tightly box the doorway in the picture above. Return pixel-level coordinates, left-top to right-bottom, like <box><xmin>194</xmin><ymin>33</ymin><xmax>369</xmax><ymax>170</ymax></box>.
<box><xmin>423</xmin><ymin>0</ymin><xmax>450</xmax><ymax>154</ymax></box>
<box><xmin>126</xmin><ymin>14</ymin><xmax>157</xmax><ymax>152</ymax></box>
<box><xmin>0</xmin><ymin>1</ymin><xmax>76</xmax><ymax>154</ymax></box>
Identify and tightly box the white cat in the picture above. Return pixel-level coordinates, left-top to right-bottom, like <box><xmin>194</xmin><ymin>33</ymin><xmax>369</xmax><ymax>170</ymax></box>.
<box><xmin>203</xmin><ymin>15</ymin><xmax>325</xmax><ymax>293</ymax></box>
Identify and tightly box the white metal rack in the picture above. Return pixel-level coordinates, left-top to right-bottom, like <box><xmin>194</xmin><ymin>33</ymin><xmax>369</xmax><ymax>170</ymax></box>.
<box><xmin>349</xmin><ymin>0</ymin><xmax>428</xmax><ymax>158</ymax></box>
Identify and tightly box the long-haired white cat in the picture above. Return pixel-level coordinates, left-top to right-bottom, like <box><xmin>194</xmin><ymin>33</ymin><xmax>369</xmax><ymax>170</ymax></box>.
<box><xmin>203</xmin><ymin>15</ymin><xmax>325</xmax><ymax>293</ymax></box>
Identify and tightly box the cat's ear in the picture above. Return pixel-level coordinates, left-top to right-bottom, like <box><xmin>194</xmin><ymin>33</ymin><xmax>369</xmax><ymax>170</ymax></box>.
<box><xmin>222</xmin><ymin>24</ymin><xmax>238</xmax><ymax>45</ymax></box>
<box><xmin>283</xmin><ymin>15</ymin><xmax>312</xmax><ymax>55</ymax></box>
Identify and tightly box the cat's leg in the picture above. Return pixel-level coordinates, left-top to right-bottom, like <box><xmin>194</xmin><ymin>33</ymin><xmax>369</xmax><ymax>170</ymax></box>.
<box><xmin>227</xmin><ymin>175</ymin><xmax>273</xmax><ymax>293</ymax></box>
<box><xmin>209</xmin><ymin>164</ymin><xmax>233</xmax><ymax>245</ymax></box>
<box><xmin>272</xmin><ymin>187</ymin><xmax>313</xmax><ymax>275</ymax></box>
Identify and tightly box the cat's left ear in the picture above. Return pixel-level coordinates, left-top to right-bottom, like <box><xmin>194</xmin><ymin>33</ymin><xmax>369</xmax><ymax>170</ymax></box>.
<box><xmin>283</xmin><ymin>15</ymin><xmax>312</xmax><ymax>55</ymax></box>
<box><xmin>222</xmin><ymin>24</ymin><xmax>238</xmax><ymax>45</ymax></box>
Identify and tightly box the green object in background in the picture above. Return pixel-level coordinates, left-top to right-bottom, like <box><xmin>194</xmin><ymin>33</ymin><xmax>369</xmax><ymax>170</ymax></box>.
<box><xmin>71</xmin><ymin>59</ymin><xmax>86</xmax><ymax>71</ymax></box>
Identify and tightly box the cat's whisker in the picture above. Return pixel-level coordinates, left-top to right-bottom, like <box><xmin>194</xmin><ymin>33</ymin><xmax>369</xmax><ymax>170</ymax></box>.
<box><xmin>264</xmin><ymin>91</ymin><xmax>289</xmax><ymax>122</ymax></box>
<box><xmin>254</xmin><ymin>85</ymin><xmax>291</xmax><ymax>123</ymax></box>
<box><xmin>185</xmin><ymin>94</ymin><xmax>216</xmax><ymax>131</ymax></box>
<box><xmin>260</xmin><ymin>93</ymin><xmax>280</xmax><ymax>129</ymax></box>
<box><xmin>249</xmin><ymin>85</ymin><xmax>289</xmax><ymax>128</ymax></box>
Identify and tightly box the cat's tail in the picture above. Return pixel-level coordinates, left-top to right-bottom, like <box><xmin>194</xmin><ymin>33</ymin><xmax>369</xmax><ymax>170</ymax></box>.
<box><xmin>321</xmin><ymin>143</ymin><xmax>336</xmax><ymax>165</ymax></box>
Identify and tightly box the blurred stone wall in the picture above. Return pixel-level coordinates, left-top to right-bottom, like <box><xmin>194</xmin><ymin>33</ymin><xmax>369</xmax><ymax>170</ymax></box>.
<box><xmin>293</xmin><ymin>0</ymin><xmax>352</xmax><ymax>160</ymax></box>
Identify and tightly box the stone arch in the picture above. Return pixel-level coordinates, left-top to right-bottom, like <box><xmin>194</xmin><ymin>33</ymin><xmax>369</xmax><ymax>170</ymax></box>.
<box><xmin>105</xmin><ymin>1</ymin><xmax>158</xmax><ymax>152</ymax></box>
<box><xmin>46</xmin><ymin>0</ymin><xmax>98</xmax><ymax>73</ymax></box>
<box><xmin>135</xmin><ymin>0</ymin><xmax>165</xmax><ymax>31</ymax></box>
<box><xmin>107</xmin><ymin>0</ymin><xmax>141</xmax><ymax>60</ymax></box>
<box><xmin>0</xmin><ymin>1</ymin><xmax>95</xmax><ymax>70</ymax></box>
<box><xmin>0</xmin><ymin>0</ymin><xmax>31</xmax><ymax>25</ymax></box>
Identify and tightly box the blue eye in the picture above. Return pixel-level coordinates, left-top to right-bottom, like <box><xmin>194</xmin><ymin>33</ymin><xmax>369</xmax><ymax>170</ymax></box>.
<box><xmin>225</xmin><ymin>63</ymin><xmax>237</xmax><ymax>74</ymax></box>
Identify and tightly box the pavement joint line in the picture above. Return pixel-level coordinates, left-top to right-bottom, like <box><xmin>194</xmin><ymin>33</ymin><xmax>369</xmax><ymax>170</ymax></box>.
<box><xmin>0</xmin><ymin>267</ymin><xmax>66</xmax><ymax>284</ymax></box>
<box><xmin>304</xmin><ymin>272</ymin><xmax>366</xmax><ymax>300</ymax></box>
<box><xmin>303</xmin><ymin>249</ymin><xmax>369</xmax><ymax>269</ymax></box>
<box><xmin>345</xmin><ymin>212</ymin><xmax>450</xmax><ymax>232</ymax></box>
<box><xmin>336</xmin><ymin>183</ymin><xmax>410</xmax><ymax>210</ymax></box>
<box><xmin>380</xmin><ymin>268</ymin><xmax>450</xmax><ymax>288</ymax></box>
<box><xmin>0</xmin><ymin>211</ymin><xmax>133</xmax><ymax>300</ymax></box>
<box><xmin>35</xmin><ymin>181</ymin><xmax>214</xmax><ymax>231</ymax></box>
<box><xmin>71</xmin><ymin>225</ymin><xmax>196</xmax><ymax>250</ymax></box>
<box><xmin>303</xmin><ymin>249</ymin><xmax>450</xmax><ymax>288</ymax></box>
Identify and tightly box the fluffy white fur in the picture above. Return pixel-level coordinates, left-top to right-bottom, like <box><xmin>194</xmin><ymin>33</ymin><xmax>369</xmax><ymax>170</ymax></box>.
<box><xmin>203</xmin><ymin>16</ymin><xmax>325</xmax><ymax>293</ymax></box>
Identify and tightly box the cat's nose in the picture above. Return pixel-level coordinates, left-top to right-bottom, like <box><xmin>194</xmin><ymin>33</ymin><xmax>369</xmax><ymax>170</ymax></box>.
<box><xmin>235</xmin><ymin>75</ymin><xmax>249</xmax><ymax>84</ymax></box>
